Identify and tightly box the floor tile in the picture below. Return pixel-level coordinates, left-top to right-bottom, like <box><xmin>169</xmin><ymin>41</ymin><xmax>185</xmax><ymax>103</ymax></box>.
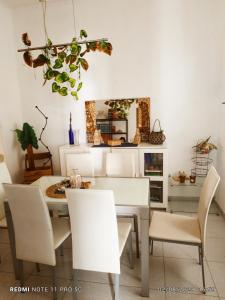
<box><xmin>207</xmin><ymin>261</ymin><xmax>225</xmax><ymax>298</ymax></box>
<box><xmin>163</xmin><ymin>243</ymin><xmax>199</xmax><ymax>261</ymax></box>
<box><xmin>12</xmin><ymin>275</ymin><xmax>70</xmax><ymax>300</ymax></box>
<box><xmin>151</xmin><ymin>241</ymin><xmax>164</xmax><ymax>257</ymax></box>
<box><xmin>206</xmin><ymin>218</ymin><xmax>225</xmax><ymax>239</ymax></box>
<box><xmin>206</xmin><ymin>238</ymin><xmax>225</xmax><ymax>262</ymax></box>
<box><xmin>164</xmin><ymin>257</ymin><xmax>217</xmax><ymax>296</ymax></box>
<box><xmin>166</xmin><ymin>292</ymin><xmax>219</xmax><ymax>300</ymax></box>
<box><xmin>0</xmin><ymin>272</ymin><xmax>18</xmax><ymax>300</ymax></box>
<box><xmin>63</xmin><ymin>281</ymin><xmax>166</xmax><ymax>300</ymax></box>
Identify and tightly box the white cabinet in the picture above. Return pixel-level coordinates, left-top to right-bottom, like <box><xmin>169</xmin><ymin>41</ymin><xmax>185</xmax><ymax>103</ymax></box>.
<box><xmin>139</xmin><ymin>148</ymin><xmax>168</xmax><ymax>209</ymax></box>
<box><xmin>59</xmin><ymin>143</ymin><xmax>168</xmax><ymax>208</ymax></box>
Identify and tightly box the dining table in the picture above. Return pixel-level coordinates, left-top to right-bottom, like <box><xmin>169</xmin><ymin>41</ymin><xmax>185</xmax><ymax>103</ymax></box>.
<box><xmin>4</xmin><ymin>175</ymin><xmax>151</xmax><ymax>297</ymax></box>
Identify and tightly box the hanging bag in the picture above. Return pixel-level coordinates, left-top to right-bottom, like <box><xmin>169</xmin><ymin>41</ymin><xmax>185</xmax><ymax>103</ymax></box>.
<box><xmin>149</xmin><ymin>119</ymin><xmax>166</xmax><ymax>145</ymax></box>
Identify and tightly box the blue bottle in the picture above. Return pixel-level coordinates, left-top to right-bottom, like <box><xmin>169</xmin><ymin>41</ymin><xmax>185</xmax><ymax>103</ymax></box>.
<box><xmin>69</xmin><ymin>113</ymin><xmax>74</xmax><ymax>145</ymax></box>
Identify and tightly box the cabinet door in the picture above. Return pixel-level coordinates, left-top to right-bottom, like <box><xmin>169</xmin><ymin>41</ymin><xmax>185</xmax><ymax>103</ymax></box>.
<box><xmin>90</xmin><ymin>148</ymin><xmax>111</xmax><ymax>176</ymax></box>
<box><xmin>111</xmin><ymin>148</ymin><xmax>139</xmax><ymax>177</ymax></box>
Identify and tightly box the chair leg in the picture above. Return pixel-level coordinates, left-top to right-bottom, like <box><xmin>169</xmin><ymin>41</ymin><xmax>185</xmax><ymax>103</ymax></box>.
<box><xmin>36</xmin><ymin>263</ymin><xmax>40</xmax><ymax>272</ymax></box>
<box><xmin>198</xmin><ymin>246</ymin><xmax>201</xmax><ymax>265</ymax></box>
<box><xmin>18</xmin><ymin>260</ymin><xmax>24</xmax><ymax>288</ymax></box>
<box><xmin>133</xmin><ymin>215</ymin><xmax>140</xmax><ymax>258</ymax></box>
<box><xmin>128</xmin><ymin>231</ymin><xmax>134</xmax><ymax>269</ymax></box>
<box><xmin>150</xmin><ymin>240</ymin><xmax>153</xmax><ymax>255</ymax></box>
<box><xmin>52</xmin><ymin>266</ymin><xmax>57</xmax><ymax>300</ymax></box>
<box><xmin>199</xmin><ymin>245</ymin><xmax>206</xmax><ymax>294</ymax></box>
<box><xmin>72</xmin><ymin>269</ymin><xmax>79</xmax><ymax>300</ymax></box>
<box><xmin>114</xmin><ymin>274</ymin><xmax>120</xmax><ymax>300</ymax></box>
<box><xmin>60</xmin><ymin>245</ymin><xmax>64</xmax><ymax>256</ymax></box>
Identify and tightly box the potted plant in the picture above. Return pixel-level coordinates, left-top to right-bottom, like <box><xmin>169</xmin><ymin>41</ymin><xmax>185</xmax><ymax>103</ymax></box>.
<box><xmin>15</xmin><ymin>123</ymin><xmax>38</xmax><ymax>170</ymax></box>
<box><xmin>105</xmin><ymin>99</ymin><xmax>135</xmax><ymax>119</ymax></box>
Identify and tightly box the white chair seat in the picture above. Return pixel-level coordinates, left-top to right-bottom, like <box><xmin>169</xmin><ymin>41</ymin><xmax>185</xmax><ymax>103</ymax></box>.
<box><xmin>0</xmin><ymin>217</ymin><xmax>7</xmax><ymax>228</ymax></box>
<box><xmin>149</xmin><ymin>211</ymin><xmax>201</xmax><ymax>244</ymax></box>
<box><xmin>51</xmin><ymin>217</ymin><xmax>71</xmax><ymax>249</ymax></box>
<box><xmin>118</xmin><ymin>222</ymin><xmax>132</xmax><ymax>256</ymax></box>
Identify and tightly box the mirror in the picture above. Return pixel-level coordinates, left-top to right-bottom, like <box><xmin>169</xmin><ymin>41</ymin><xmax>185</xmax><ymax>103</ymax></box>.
<box><xmin>85</xmin><ymin>97</ymin><xmax>150</xmax><ymax>144</ymax></box>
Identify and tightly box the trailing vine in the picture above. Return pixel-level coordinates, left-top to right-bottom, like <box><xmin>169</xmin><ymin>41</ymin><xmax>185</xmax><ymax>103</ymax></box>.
<box><xmin>21</xmin><ymin>30</ymin><xmax>112</xmax><ymax>99</ymax></box>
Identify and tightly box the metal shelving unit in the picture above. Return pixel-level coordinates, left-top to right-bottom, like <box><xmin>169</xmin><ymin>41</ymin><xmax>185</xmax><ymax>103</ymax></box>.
<box><xmin>96</xmin><ymin>118</ymin><xmax>128</xmax><ymax>142</ymax></box>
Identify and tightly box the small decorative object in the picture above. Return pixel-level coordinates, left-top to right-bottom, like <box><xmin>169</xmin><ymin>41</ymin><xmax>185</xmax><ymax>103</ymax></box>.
<box><xmin>107</xmin><ymin>139</ymin><xmax>122</xmax><ymax>146</ymax></box>
<box><xmin>18</xmin><ymin>1</ymin><xmax>112</xmax><ymax>100</ymax></box>
<box><xmin>74</xmin><ymin>129</ymin><xmax>80</xmax><ymax>146</ymax></box>
<box><xmin>133</xmin><ymin>128</ymin><xmax>141</xmax><ymax>145</ymax></box>
<box><xmin>93</xmin><ymin>129</ymin><xmax>102</xmax><ymax>145</ymax></box>
<box><xmin>190</xmin><ymin>174</ymin><xmax>196</xmax><ymax>184</ymax></box>
<box><xmin>120</xmin><ymin>137</ymin><xmax>126</xmax><ymax>143</ymax></box>
<box><xmin>69</xmin><ymin>112</ymin><xmax>74</xmax><ymax>145</ymax></box>
<box><xmin>149</xmin><ymin>119</ymin><xmax>166</xmax><ymax>145</ymax></box>
<box><xmin>15</xmin><ymin>122</ymin><xmax>39</xmax><ymax>170</ymax></box>
<box><xmin>193</xmin><ymin>136</ymin><xmax>217</xmax><ymax>154</ymax></box>
<box><xmin>81</xmin><ymin>181</ymin><xmax>92</xmax><ymax>189</ymax></box>
<box><xmin>35</xmin><ymin>106</ymin><xmax>51</xmax><ymax>152</ymax></box>
<box><xmin>70</xmin><ymin>169</ymin><xmax>81</xmax><ymax>189</ymax></box>
<box><xmin>179</xmin><ymin>171</ymin><xmax>187</xmax><ymax>183</ymax></box>
<box><xmin>192</xmin><ymin>136</ymin><xmax>217</xmax><ymax>177</ymax></box>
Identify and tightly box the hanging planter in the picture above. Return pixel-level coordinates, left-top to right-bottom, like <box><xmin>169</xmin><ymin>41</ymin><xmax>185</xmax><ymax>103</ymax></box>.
<box><xmin>18</xmin><ymin>0</ymin><xmax>112</xmax><ymax>100</ymax></box>
<box><xmin>19</xmin><ymin>31</ymin><xmax>112</xmax><ymax>100</ymax></box>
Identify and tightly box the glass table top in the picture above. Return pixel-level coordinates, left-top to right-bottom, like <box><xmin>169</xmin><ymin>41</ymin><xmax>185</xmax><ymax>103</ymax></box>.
<box><xmin>32</xmin><ymin>176</ymin><xmax>150</xmax><ymax>207</ymax></box>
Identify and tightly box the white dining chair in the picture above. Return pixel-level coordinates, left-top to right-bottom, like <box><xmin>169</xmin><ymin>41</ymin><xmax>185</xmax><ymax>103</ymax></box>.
<box><xmin>0</xmin><ymin>160</ymin><xmax>12</xmax><ymax>228</ymax></box>
<box><xmin>106</xmin><ymin>152</ymin><xmax>136</xmax><ymax>177</ymax></box>
<box><xmin>0</xmin><ymin>160</ymin><xmax>12</xmax><ymax>263</ymax></box>
<box><xmin>106</xmin><ymin>152</ymin><xmax>139</xmax><ymax>258</ymax></box>
<box><xmin>3</xmin><ymin>184</ymin><xmax>71</xmax><ymax>300</ymax></box>
<box><xmin>66</xmin><ymin>189</ymin><xmax>133</xmax><ymax>300</ymax></box>
<box><xmin>149</xmin><ymin>166</ymin><xmax>220</xmax><ymax>293</ymax></box>
<box><xmin>65</xmin><ymin>153</ymin><xmax>94</xmax><ymax>177</ymax></box>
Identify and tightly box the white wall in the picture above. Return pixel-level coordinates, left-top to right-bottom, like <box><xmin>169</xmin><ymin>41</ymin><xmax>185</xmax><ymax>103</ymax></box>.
<box><xmin>0</xmin><ymin>1</ymin><xmax>23</xmax><ymax>182</ymax></box>
<box><xmin>11</xmin><ymin>0</ymin><xmax>225</xmax><ymax>180</ymax></box>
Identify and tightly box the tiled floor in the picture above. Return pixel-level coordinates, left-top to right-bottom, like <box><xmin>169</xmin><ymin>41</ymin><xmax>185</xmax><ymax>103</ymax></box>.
<box><xmin>0</xmin><ymin>203</ymin><xmax>225</xmax><ymax>300</ymax></box>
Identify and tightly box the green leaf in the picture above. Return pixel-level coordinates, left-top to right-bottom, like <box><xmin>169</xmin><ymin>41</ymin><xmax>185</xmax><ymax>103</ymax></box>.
<box><xmin>53</xmin><ymin>58</ymin><xmax>63</xmax><ymax>69</ymax></box>
<box><xmin>47</xmin><ymin>38</ymin><xmax>52</xmax><ymax>47</ymax></box>
<box><xmin>44</xmin><ymin>68</ymin><xmax>54</xmax><ymax>80</ymax></box>
<box><xmin>69</xmin><ymin>78</ymin><xmax>76</xmax><ymax>88</ymax></box>
<box><xmin>80</xmin><ymin>29</ymin><xmax>88</xmax><ymax>39</ymax></box>
<box><xmin>71</xmin><ymin>91</ymin><xmax>78</xmax><ymax>100</ymax></box>
<box><xmin>59</xmin><ymin>87</ymin><xmax>68</xmax><ymax>96</ymax></box>
<box><xmin>58</xmin><ymin>51</ymin><xmax>66</xmax><ymax>61</ymax></box>
<box><xmin>15</xmin><ymin>123</ymin><xmax>38</xmax><ymax>151</ymax></box>
<box><xmin>71</xmin><ymin>42</ymin><xmax>79</xmax><ymax>54</ymax></box>
<box><xmin>52</xmin><ymin>82</ymin><xmax>60</xmax><ymax>92</ymax></box>
<box><xmin>69</xmin><ymin>64</ymin><xmax>78</xmax><ymax>72</ymax></box>
<box><xmin>77</xmin><ymin>82</ymin><xmax>83</xmax><ymax>91</ymax></box>
<box><xmin>55</xmin><ymin>72</ymin><xmax>69</xmax><ymax>83</ymax></box>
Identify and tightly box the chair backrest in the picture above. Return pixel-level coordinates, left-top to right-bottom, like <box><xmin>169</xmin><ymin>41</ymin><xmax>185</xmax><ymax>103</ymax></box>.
<box><xmin>66</xmin><ymin>189</ymin><xmax>120</xmax><ymax>274</ymax></box>
<box><xmin>66</xmin><ymin>153</ymin><xmax>94</xmax><ymax>177</ymax></box>
<box><xmin>197</xmin><ymin>166</ymin><xmax>220</xmax><ymax>248</ymax></box>
<box><xmin>3</xmin><ymin>184</ymin><xmax>56</xmax><ymax>266</ymax></box>
<box><xmin>0</xmin><ymin>161</ymin><xmax>12</xmax><ymax>222</ymax></box>
<box><xmin>106</xmin><ymin>152</ymin><xmax>136</xmax><ymax>177</ymax></box>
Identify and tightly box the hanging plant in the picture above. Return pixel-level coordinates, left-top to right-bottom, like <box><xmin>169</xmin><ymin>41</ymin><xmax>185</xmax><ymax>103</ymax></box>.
<box><xmin>105</xmin><ymin>99</ymin><xmax>135</xmax><ymax>119</ymax></box>
<box><xmin>20</xmin><ymin>30</ymin><xmax>112</xmax><ymax>100</ymax></box>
